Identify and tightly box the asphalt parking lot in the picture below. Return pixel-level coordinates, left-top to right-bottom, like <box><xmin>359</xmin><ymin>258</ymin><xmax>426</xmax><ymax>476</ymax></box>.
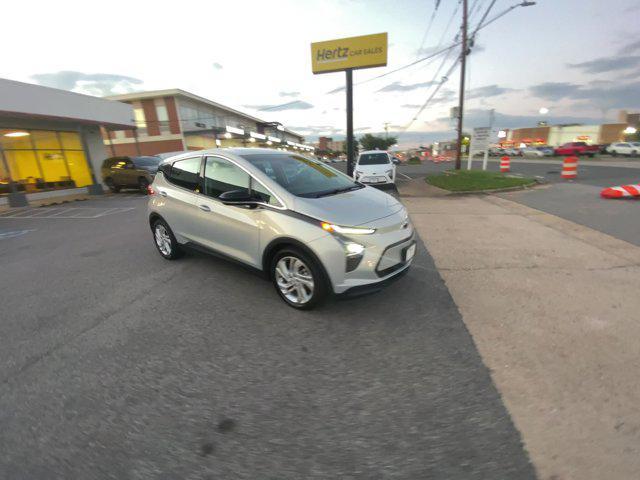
<box><xmin>0</xmin><ymin>193</ymin><xmax>534</xmax><ymax>479</ymax></box>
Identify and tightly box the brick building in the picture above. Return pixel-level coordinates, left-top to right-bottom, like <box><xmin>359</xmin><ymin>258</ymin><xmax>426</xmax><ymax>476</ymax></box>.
<box><xmin>102</xmin><ymin>89</ymin><xmax>310</xmax><ymax>156</ymax></box>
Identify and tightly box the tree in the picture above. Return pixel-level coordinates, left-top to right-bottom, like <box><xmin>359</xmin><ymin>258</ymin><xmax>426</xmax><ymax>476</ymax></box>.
<box><xmin>358</xmin><ymin>133</ymin><xmax>397</xmax><ymax>151</ymax></box>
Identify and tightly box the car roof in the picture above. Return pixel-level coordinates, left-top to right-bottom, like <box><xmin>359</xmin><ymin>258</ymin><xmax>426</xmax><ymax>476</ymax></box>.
<box><xmin>157</xmin><ymin>147</ymin><xmax>306</xmax><ymax>165</ymax></box>
<box><xmin>359</xmin><ymin>150</ymin><xmax>389</xmax><ymax>155</ymax></box>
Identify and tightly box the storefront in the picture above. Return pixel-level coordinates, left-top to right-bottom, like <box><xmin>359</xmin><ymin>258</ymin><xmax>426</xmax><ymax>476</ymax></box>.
<box><xmin>0</xmin><ymin>78</ymin><xmax>134</xmax><ymax>206</ymax></box>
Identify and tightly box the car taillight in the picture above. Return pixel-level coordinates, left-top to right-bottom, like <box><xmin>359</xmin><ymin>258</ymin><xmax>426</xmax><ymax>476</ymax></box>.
<box><xmin>147</xmin><ymin>185</ymin><xmax>156</xmax><ymax>195</ymax></box>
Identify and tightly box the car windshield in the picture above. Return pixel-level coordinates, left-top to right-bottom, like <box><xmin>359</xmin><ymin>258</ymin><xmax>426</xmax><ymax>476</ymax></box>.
<box><xmin>358</xmin><ymin>153</ymin><xmax>389</xmax><ymax>165</ymax></box>
<box><xmin>241</xmin><ymin>153</ymin><xmax>362</xmax><ymax>198</ymax></box>
<box><xmin>133</xmin><ymin>156</ymin><xmax>161</xmax><ymax>167</ymax></box>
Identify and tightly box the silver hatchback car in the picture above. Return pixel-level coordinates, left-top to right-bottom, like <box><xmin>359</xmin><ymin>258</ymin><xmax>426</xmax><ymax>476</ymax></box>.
<box><xmin>147</xmin><ymin>148</ymin><xmax>415</xmax><ymax>309</ymax></box>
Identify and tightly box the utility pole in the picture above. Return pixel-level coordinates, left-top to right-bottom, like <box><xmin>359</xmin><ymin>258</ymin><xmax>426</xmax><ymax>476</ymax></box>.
<box><xmin>455</xmin><ymin>0</ymin><xmax>468</xmax><ymax>170</ymax></box>
<box><xmin>346</xmin><ymin>69</ymin><xmax>355</xmax><ymax>177</ymax></box>
<box><xmin>384</xmin><ymin>122</ymin><xmax>390</xmax><ymax>139</ymax></box>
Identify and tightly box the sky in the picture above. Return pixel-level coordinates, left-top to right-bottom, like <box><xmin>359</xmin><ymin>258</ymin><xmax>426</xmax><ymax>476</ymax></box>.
<box><xmin>2</xmin><ymin>0</ymin><xmax>640</xmax><ymax>147</ymax></box>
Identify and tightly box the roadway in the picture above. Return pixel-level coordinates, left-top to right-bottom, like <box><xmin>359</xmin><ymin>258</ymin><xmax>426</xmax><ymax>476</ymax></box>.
<box><xmin>0</xmin><ymin>193</ymin><xmax>534</xmax><ymax>478</ymax></box>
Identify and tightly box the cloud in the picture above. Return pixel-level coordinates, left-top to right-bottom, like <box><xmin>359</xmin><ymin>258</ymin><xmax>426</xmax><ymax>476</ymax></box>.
<box><xmin>529</xmin><ymin>82</ymin><xmax>580</xmax><ymax>101</ymax></box>
<box><xmin>30</xmin><ymin>71</ymin><xmax>143</xmax><ymax>96</ymax></box>
<box><xmin>401</xmin><ymin>104</ymin><xmax>422</xmax><ymax>108</ymax></box>
<box><xmin>243</xmin><ymin>100</ymin><xmax>314</xmax><ymax>111</ymax></box>
<box><xmin>328</xmin><ymin>85</ymin><xmax>345</xmax><ymax>94</ymax></box>
<box><xmin>415</xmin><ymin>46</ymin><xmax>440</xmax><ymax>56</ymax></box>
<box><xmin>619</xmin><ymin>40</ymin><xmax>640</xmax><ymax>55</ymax></box>
<box><xmin>437</xmin><ymin>109</ymin><xmax>608</xmax><ymax>131</ymax></box>
<box><xmin>567</xmin><ymin>56</ymin><xmax>640</xmax><ymax>73</ymax></box>
<box><xmin>466</xmin><ymin>84</ymin><xmax>514</xmax><ymax>100</ymax></box>
<box><xmin>377</xmin><ymin>81</ymin><xmax>437</xmax><ymax>92</ymax></box>
<box><xmin>212</xmin><ymin>62</ymin><xmax>223</xmax><ymax>70</ymax></box>
<box><xmin>279</xmin><ymin>91</ymin><xmax>300</xmax><ymax>97</ymax></box>
<box><xmin>354</xmin><ymin>127</ymin><xmax>371</xmax><ymax>132</ymax></box>
<box><xmin>530</xmin><ymin>80</ymin><xmax>640</xmax><ymax>109</ymax></box>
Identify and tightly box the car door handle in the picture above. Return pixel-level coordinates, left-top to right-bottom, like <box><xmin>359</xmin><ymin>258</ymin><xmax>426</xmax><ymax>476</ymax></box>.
<box><xmin>198</xmin><ymin>204</ymin><xmax>211</xmax><ymax>212</ymax></box>
<box><xmin>158</xmin><ymin>190</ymin><xmax>168</xmax><ymax>197</ymax></box>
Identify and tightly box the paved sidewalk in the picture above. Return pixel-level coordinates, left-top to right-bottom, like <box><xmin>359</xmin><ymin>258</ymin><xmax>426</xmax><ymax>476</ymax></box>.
<box><xmin>404</xmin><ymin>192</ymin><xmax>640</xmax><ymax>480</ymax></box>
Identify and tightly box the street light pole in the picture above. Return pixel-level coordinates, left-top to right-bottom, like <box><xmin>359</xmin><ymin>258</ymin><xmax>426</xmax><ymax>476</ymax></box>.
<box><xmin>455</xmin><ymin>0</ymin><xmax>468</xmax><ymax>171</ymax></box>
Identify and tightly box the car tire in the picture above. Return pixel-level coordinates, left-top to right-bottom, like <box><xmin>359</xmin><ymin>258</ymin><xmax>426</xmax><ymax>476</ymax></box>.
<box><xmin>152</xmin><ymin>218</ymin><xmax>183</xmax><ymax>260</ymax></box>
<box><xmin>105</xmin><ymin>178</ymin><xmax>120</xmax><ymax>193</ymax></box>
<box><xmin>612</xmin><ymin>151</ymin><xmax>618</xmax><ymax>157</ymax></box>
<box><xmin>271</xmin><ymin>247</ymin><xmax>328</xmax><ymax>310</ymax></box>
<box><xmin>138</xmin><ymin>177</ymin><xmax>150</xmax><ymax>193</ymax></box>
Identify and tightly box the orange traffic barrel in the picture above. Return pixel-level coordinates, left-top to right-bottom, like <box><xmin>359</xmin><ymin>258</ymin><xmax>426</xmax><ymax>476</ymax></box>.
<box><xmin>500</xmin><ymin>156</ymin><xmax>510</xmax><ymax>172</ymax></box>
<box><xmin>601</xmin><ymin>184</ymin><xmax>640</xmax><ymax>198</ymax></box>
<box><xmin>561</xmin><ymin>156</ymin><xmax>578</xmax><ymax>179</ymax></box>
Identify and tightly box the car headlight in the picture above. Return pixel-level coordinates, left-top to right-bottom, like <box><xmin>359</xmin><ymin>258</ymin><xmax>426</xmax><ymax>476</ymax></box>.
<box><xmin>344</xmin><ymin>242</ymin><xmax>365</xmax><ymax>272</ymax></box>
<box><xmin>321</xmin><ymin>222</ymin><xmax>376</xmax><ymax>235</ymax></box>
<box><xmin>345</xmin><ymin>242</ymin><xmax>365</xmax><ymax>255</ymax></box>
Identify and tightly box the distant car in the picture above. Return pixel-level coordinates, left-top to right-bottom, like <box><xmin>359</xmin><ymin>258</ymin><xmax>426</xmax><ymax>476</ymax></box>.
<box><xmin>521</xmin><ymin>147</ymin><xmax>544</xmax><ymax>157</ymax></box>
<box><xmin>353</xmin><ymin>150</ymin><xmax>396</xmax><ymax>186</ymax></box>
<box><xmin>606</xmin><ymin>142</ymin><xmax>638</xmax><ymax>156</ymax></box>
<box><xmin>503</xmin><ymin>148</ymin><xmax>521</xmax><ymax>156</ymax></box>
<box><xmin>537</xmin><ymin>146</ymin><xmax>555</xmax><ymax>156</ymax></box>
<box><xmin>101</xmin><ymin>155</ymin><xmax>161</xmax><ymax>193</ymax></box>
<box><xmin>554</xmin><ymin>142</ymin><xmax>598</xmax><ymax>157</ymax></box>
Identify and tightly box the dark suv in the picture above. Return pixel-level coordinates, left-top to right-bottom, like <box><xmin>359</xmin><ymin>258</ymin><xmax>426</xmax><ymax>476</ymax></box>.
<box><xmin>101</xmin><ymin>156</ymin><xmax>161</xmax><ymax>192</ymax></box>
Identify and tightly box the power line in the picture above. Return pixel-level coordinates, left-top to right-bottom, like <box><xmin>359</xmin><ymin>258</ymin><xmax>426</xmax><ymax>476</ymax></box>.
<box><xmin>415</xmin><ymin>0</ymin><xmax>442</xmax><ymax>61</ymax></box>
<box><xmin>400</xmin><ymin>56</ymin><xmax>460</xmax><ymax>133</ymax></box>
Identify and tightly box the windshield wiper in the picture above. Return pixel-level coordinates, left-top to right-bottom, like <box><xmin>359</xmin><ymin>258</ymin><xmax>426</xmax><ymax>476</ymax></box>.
<box><xmin>311</xmin><ymin>184</ymin><xmax>363</xmax><ymax>198</ymax></box>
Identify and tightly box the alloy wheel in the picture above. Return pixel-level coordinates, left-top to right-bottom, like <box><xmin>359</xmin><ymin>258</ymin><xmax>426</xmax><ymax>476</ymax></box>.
<box><xmin>154</xmin><ymin>224</ymin><xmax>172</xmax><ymax>256</ymax></box>
<box><xmin>275</xmin><ymin>256</ymin><xmax>315</xmax><ymax>305</ymax></box>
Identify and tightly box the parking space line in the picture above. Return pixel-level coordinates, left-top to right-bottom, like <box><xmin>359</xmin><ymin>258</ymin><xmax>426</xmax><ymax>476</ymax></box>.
<box><xmin>0</xmin><ymin>206</ymin><xmax>138</xmax><ymax>219</ymax></box>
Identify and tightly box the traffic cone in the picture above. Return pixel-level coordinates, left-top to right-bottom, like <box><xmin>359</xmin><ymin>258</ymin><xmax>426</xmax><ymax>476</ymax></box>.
<box><xmin>601</xmin><ymin>184</ymin><xmax>640</xmax><ymax>198</ymax></box>
<box><xmin>561</xmin><ymin>156</ymin><xmax>578</xmax><ymax>179</ymax></box>
<box><xmin>500</xmin><ymin>156</ymin><xmax>510</xmax><ymax>172</ymax></box>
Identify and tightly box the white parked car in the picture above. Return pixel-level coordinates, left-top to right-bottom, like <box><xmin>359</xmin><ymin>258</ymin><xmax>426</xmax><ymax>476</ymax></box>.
<box><xmin>353</xmin><ymin>151</ymin><xmax>396</xmax><ymax>186</ymax></box>
<box><xmin>607</xmin><ymin>142</ymin><xmax>639</xmax><ymax>156</ymax></box>
<box><xmin>520</xmin><ymin>147</ymin><xmax>544</xmax><ymax>157</ymax></box>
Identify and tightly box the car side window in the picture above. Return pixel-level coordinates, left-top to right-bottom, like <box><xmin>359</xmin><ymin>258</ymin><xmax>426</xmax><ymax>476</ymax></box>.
<box><xmin>203</xmin><ymin>156</ymin><xmax>249</xmax><ymax>198</ymax></box>
<box><xmin>251</xmin><ymin>179</ymin><xmax>283</xmax><ymax>207</ymax></box>
<box><xmin>166</xmin><ymin>157</ymin><xmax>202</xmax><ymax>190</ymax></box>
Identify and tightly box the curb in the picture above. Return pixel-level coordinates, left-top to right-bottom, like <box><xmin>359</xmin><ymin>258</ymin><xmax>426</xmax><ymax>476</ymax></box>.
<box><xmin>441</xmin><ymin>181</ymin><xmax>540</xmax><ymax>196</ymax></box>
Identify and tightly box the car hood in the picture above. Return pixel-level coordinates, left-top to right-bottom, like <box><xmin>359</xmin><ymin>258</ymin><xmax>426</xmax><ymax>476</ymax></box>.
<box><xmin>355</xmin><ymin>164</ymin><xmax>393</xmax><ymax>174</ymax></box>
<box><xmin>292</xmin><ymin>185</ymin><xmax>403</xmax><ymax>226</ymax></box>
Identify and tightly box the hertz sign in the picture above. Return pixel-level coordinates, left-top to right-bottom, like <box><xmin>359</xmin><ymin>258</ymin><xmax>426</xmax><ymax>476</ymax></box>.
<box><xmin>311</xmin><ymin>33</ymin><xmax>388</xmax><ymax>74</ymax></box>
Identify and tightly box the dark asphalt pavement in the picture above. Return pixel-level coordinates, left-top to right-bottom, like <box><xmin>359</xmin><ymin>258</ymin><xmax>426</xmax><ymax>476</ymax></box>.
<box><xmin>0</xmin><ymin>194</ymin><xmax>534</xmax><ymax>479</ymax></box>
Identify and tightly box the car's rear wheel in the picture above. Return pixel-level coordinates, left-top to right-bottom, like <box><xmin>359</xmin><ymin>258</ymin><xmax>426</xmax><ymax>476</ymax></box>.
<box><xmin>105</xmin><ymin>178</ymin><xmax>120</xmax><ymax>193</ymax></box>
<box><xmin>152</xmin><ymin>219</ymin><xmax>183</xmax><ymax>260</ymax></box>
<box><xmin>271</xmin><ymin>248</ymin><xmax>328</xmax><ymax>310</ymax></box>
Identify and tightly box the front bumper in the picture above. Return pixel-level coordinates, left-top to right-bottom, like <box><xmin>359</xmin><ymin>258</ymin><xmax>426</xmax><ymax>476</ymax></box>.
<box><xmin>354</xmin><ymin>172</ymin><xmax>395</xmax><ymax>185</ymax></box>
<box><xmin>338</xmin><ymin>264</ymin><xmax>410</xmax><ymax>298</ymax></box>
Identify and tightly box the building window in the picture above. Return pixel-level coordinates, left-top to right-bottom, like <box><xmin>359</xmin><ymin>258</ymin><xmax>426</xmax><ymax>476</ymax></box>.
<box><xmin>155</xmin><ymin>99</ymin><xmax>170</xmax><ymax>135</ymax></box>
<box><xmin>0</xmin><ymin>129</ymin><xmax>92</xmax><ymax>195</ymax></box>
<box><xmin>133</xmin><ymin>107</ymin><xmax>147</xmax><ymax>136</ymax></box>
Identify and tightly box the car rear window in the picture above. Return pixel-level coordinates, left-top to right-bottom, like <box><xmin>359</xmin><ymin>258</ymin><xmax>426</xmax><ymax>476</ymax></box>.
<box><xmin>133</xmin><ymin>156</ymin><xmax>161</xmax><ymax>167</ymax></box>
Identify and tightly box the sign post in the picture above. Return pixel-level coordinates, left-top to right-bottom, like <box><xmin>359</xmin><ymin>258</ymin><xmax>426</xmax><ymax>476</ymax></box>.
<box><xmin>311</xmin><ymin>32</ymin><xmax>388</xmax><ymax>177</ymax></box>
<box><xmin>466</xmin><ymin>127</ymin><xmax>492</xmax><ymax>170</ymax></box>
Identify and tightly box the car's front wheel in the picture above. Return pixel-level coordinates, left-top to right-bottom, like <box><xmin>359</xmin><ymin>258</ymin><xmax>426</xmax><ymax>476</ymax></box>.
<box><xmin>271</xmin><ymin>248</ymin><xmax>328</xmax><ymax>310</ymax></box>
<box><xmin>152</xmin><ymin>219</ymin><xmax>183</xmax><ymax>260</ymax></box>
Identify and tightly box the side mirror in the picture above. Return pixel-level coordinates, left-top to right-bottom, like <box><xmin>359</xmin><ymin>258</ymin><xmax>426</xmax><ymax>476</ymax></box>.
<box><xmin>219</xmin><ymin>189</ymin><xmax>259</xmax><ymax>207</ymax></box>
<box><xmin>392</xmin><ymin>158</ymin><xmax>400</xmax><ymax>164</ymax></box>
